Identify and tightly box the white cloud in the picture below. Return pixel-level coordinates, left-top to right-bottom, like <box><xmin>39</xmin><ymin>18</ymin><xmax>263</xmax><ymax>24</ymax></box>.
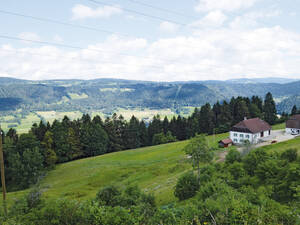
<box><xmin>195</xmin><ymin>0</ymin><xmax>259</xmax><ymax>12</ymax></box>
<box><xmin>190</xmin><ymin>11</ymin><xmax>227</xmax><ymax>28</ymax></box>
<box><xmin>18</xmin><ymin>32</ymin><xmax>41</xmax><ymax>42</ymax></box>
<box><xmin>159</xmin><ymin>21</ymin><xmax>179</xmax><ymax>33</ymax></box>
<box><xmin>230</xmin><ymin>9</ymin><xmax>281</xmax><ymax>29</ymax></box>
<box><xmin>2</xmin><ymin>26</ymin><xmax>300</xmax><ymax>81</ymax></box>
<box><xmin>71</xmin><ymin>4</ymin><xmax>122</xmax><ymax>20</ymax></box>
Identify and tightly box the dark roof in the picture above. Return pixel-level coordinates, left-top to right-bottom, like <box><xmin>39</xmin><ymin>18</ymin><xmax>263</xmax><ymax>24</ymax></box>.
<box><xmin>286</xmin><ymin>114</ymin><xmax>300</xmax><ymax>129</ymax></box>
<box><xmin>219</xmin><ymin>138</ymin><xmax>233</xmax><ymax>145</ymax></box>
<box><xmin>231</xmin><ymin>118</ymin><xmax>271</xmax><ymax>134</ymax></box>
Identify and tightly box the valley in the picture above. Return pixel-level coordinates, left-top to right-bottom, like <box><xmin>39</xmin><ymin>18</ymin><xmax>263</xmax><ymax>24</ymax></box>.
<box><xmin>1</xmin><ymin>77</ymin><xmax>300</xmax><ymax>133</ymax></box>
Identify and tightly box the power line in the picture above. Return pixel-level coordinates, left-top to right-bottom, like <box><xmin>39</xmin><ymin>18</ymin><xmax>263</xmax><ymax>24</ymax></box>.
<box><xmin>0</xmin><ymin>8</ymin><xmax>279</xmax><ymax>60</ymax></box>
<box><xmin>121</xmin><ymin>0</ymin><xmax>199</xmax><ymax>20</ymax></box>
<box><xmin>86</xmin><ymin>0</ymin><xmax>188</xmax><ymax>26</ymax></box>
<box><xmin>0</xmin><ymin>9</ymin><xmax>132</xmax><ymax>38</ymax></box>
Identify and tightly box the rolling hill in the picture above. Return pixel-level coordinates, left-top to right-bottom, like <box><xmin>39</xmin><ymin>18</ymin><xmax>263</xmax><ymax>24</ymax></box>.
<box><xmin>1</xmin><ymin>77</ymin><xmax>300</xmax><ymax>115</ymax></box>
<box><xmin>5</xmin><ymin>133</ymin><xmax>230</xmax><ymax>206</ymax></box>
<box><xmin>5</xmin><ymin>126</ymin><xmax>300</xmax><ymax>207</ymax></box>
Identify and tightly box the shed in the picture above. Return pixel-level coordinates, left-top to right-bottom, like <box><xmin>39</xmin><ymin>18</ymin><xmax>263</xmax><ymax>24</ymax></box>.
<box><xmin>219</xmin><ymin>138</ymin><xmax>233</xmax><ymax>148</ymax></box>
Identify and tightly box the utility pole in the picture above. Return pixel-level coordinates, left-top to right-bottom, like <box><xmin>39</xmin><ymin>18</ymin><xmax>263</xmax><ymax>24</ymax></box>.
<box><xmin>0</xmin><ymin>125</ymin><xmax>7</xmax><ymax>216</ymax></box>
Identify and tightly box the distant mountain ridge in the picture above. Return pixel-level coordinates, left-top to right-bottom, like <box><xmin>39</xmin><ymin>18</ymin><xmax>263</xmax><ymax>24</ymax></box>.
<box><xmin>0</xmin><ymin>77</ymin><xmax>299</xmax><ymax>114</ymax></box>
<box><xmin>225</xmin><ymin>77</ymin><xmax>299</xmax><ymax>84</ymax></box>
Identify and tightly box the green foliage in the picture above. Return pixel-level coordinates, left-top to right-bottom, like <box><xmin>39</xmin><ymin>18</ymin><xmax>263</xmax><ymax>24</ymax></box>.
<box><xmin>96</xmin><ymin>185</ymin><xmax>155</xmax><ymax>209</ymax></box>
<box><xmin>96</xmin><ymin>185</ymin><xmax>121</xmax><ymax>207</ymax></box>
<box><xmin>184</xmin><ymin>134</ymin><xmax>214</xmax><ymax>182</ymax></box>
<box><xmin>7</xmin><ymin>146</ymin><xmax>44</xmax><ymax>190</ymax></box>
<box><xmin>281</xmin><ymin>148</ymin><xmax>298</xmax><ymax>162</ymax></box>
<box><xmin>225</xmin><ymin>149</ymin><xmax>242</xmax><ymax>164</ymax></box>
<box><xmin>42</xmin><ymin>131</ymin><xmax>57</xmax><ymax>167</ymax></box>
<box><xmin>152</xmin><ymin>131</ymin><xmax>176</xmax><ymax>145</ymax></box>
<box><xmin>174</xmin><ymin>172</ymin><xmax>200</xmax><ymax>200</ymax></box>
<box><xmin>1</xmin><ymin>147</ymin><xmax>300</xmax><ymax>224</ymax></box>
<box><xmin>80</xmin><ymin>122</ymin><xmax>108</xmax><ymax>157</ymax></box>
<box><xmin>264</xmin><ymin>92</ymin><xmax>277</xmax><ymax>125</ymax></box>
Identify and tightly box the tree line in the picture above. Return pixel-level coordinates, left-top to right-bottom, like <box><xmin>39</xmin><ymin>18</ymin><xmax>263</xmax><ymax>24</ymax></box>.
<box><xmin>1</xmin><ymin>92</ymin><xmax>285</xmax><ymax>190</ymax></box>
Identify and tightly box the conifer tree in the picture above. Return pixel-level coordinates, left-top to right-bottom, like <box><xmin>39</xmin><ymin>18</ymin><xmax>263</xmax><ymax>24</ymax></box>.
<box><xmin>264</xmin><ymin>92</ymin><xmax>277</xmax><ymax>125</ymax></box>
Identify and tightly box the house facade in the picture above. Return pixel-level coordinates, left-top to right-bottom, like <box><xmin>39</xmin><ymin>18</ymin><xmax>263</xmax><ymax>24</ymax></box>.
<box><xmin>286</xmin><ymin>114</ymin><xmax>300</xmax><ymax>135</ymax></box>
<box><xmin>229</xmin><ymin>118</ymin><xmax>272</xmax><ymax>144</ymax></box>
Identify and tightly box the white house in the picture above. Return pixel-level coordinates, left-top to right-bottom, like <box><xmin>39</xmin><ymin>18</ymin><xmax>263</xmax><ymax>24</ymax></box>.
<box><xmin>286</xmin><ymin>115</ymin><xmax>300</xmax><ymax>135</ymax></box>
<box><xmin>230</xmin><ymin>118</ymin><xmax>272</xmax><ymax>145</ymax></box>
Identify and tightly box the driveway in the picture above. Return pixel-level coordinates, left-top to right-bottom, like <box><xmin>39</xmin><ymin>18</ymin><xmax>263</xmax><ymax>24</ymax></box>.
<box><xmin>254</xmin><ymin>129</ymin><xmax>294</xmax><ymax>148</ymax></box>
<box><xmin>217</xmin><ymin>129</ymin><xmax>295</xmax><ymax>162</ymax></box>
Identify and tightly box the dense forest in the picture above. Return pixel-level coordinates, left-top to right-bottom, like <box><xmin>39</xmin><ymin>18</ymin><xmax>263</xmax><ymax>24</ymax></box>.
<box><xmin>1</xmin><ymin>92</ymin><xmax>286</xmax><ymax>192</ymax></box>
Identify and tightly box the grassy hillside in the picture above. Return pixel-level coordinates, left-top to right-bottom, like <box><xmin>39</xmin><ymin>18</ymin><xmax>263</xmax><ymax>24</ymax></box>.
<box><xmin>257</xmin><ymin>136</ymin><xmax>300</xmax><ymax>154</ymax></box>
<box><xmin>4</xmin><ymin>129</ymin><xmax>299</xmax><ymax>208</ymax></box>
<box><xmin>4</xmin><ymin>133</ymin><xmax>231</xmax><ymax>206</ymax></box>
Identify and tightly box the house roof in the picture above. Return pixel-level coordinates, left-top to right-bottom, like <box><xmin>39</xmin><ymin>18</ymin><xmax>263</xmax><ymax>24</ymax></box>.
<box><xmin>231</xmin><ymin>118</ymin><xmax>271</xmax><ymax>134</ymax></box>
<box><xmin>219</xmin><ymin>138</ymin><xmax>233</xmax><ymax>145</ymax></box>
<box><xmin>286</xmin><ymin>114</ymin><xmax>300</xmax><ymax>129</ymax></box>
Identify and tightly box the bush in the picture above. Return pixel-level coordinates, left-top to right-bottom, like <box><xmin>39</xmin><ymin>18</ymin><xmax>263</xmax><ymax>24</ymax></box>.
<box><xmin>281</xmin><ymin>148</ymin><xmax>298</xmax><ymax>162</ymax></box>
<box><xmin>174</xmin><ymin>172</ymin><xmax>200</xmax><ymax>201</ymax></box>
<box><xmin>96</xmin><ymin>185</ymin><xmax>120</xmax><ymax>206</ymax></box>
<box><xmin>225</xmin><ymin>149</ymin><xmax>242</xmax><ymax>164</ymax></box>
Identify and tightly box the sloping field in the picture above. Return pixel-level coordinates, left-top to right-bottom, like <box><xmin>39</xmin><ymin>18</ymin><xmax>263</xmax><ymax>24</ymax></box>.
<box><xmin>5</xmin><ymin>129</ymin><xmax>298</xmax><ymax>207</ymax></box>
<box><xmin>6</xmin><ymin>133</ymin><xmax>230</xmax><ymax>206</ymax></box>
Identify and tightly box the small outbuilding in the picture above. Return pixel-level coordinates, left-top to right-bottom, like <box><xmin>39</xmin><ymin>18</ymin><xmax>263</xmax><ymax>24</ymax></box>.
<box><xmin>286</xmin><ymin>114</ymin><xmax>300</xmax><ymax>135</ymax></box>
<box><xmin>219</xmin><ymin>138</ymin><xmax>233</xmax><ymax>148</ymax></box>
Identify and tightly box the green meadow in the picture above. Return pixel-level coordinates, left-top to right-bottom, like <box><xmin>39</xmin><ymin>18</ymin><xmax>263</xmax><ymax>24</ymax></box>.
<box><xmin>4</xmin><ymin>133</ymin><xmax>230</xmax><ymax>206</ymax></box>
<box><xmin>3</xmin><ymin>124</ymin><xmax>297</xmax><ymax>208</ymax></box>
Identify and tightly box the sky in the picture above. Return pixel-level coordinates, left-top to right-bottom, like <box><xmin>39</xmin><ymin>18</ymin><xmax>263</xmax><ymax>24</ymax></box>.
<box><xmin>0</xmin><ymin>0</ymin><xmax>300</xmax><ymax>81</ymax></box>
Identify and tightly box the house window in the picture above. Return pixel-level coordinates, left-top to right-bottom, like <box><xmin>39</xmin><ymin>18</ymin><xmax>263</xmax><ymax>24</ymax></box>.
<box><xmin>240</xmin><ymin>134</ymin><xmax>244</xmax><ymax>138</ymax></box>
<box><xmin>234</xmin><ymin>139</ymin><xmax>238</xmax><ymax>142</ymax></box>
<box><xmin>246</xmin><ymin>135</ymin><xmax>250</xmax><ymax>139</ymax></box>
<box><xmin>233</xmin><ymin>133</ymin><xmax>238</xmax><ymax>137</ymax></box>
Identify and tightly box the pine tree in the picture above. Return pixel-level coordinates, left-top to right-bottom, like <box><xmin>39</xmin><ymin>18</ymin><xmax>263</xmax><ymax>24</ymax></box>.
<box><xmin>125</xmin><ymin>116</ymin><xmax>141</xmax><ymax>149</ymax></box>
<box><xmin>264</xmin><ymin>92</ymin><xmax>277</xmax><ymax>125</ymax></box>
<box><xmin>67</xmin><ymin>127</ymin><xmax>83</xmax><ymax>160</ymax></box>
<box><xmin>234</xmin><ymin>100</ymin><xmax>250</xmax><ymax>123</ymax></box>
<box><xmin>199</xmin><ymin>103</ymin><xmax>215</xmax><ymax>134</ymax></box>
<box><xmin>80</xmin><ymin>123</ymin><xmax>108</xmax><ymax>157</ymax></box>
<box><xmin>42</xmin><ymin>131</ymin><xmax>57</xmax><ymax>167</ymax></box>
<box><xmin>148</xmin><ymin>115</ymin><xmax>162</xmax><ymax>145</ymax></box>
<box><xmin>218</xmin><ymin>101</ymin><xmax>232</xmax><ymax>132</ymax></box>
<box><xmin>162</xmin><ymin>116</ymin><xmax>169</xmax><ymax>134</ymax></box>
<box><xmin>139</xmin><ymin>120</ymin><xmax>148</xmax><ymax>147</ymax></box>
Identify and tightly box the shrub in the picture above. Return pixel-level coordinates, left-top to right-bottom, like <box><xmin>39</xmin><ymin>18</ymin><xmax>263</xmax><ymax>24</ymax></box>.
<box><xmin>174</xmin><ymin>172</ymin><xmax>200</xmax><ymax>201</ymax></box>
<box><xmin>225</xmin><ymin>149</ymin><xmax>241</xmax><ymax>164</ymax></box>
<box><xmin>281</xmin><ymin>148</ymin><xmax>298</xmax><ymax>162</ymax></box>
<box><xmin>96</xmin><ymin>185</ymin><xmax>120</xmax><ymax>206</ymax></box>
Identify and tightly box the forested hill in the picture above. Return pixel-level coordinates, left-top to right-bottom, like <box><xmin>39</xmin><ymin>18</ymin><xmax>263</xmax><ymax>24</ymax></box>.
<box><xmin>0</xmin><ymin>77</ymin><xmax>300</xmax><ymax>113</ymax></box>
